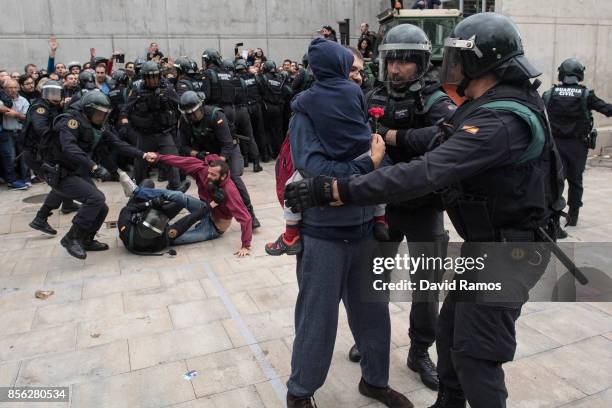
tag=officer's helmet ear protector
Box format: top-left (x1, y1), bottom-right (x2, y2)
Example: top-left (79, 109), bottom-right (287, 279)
top-left (558, 58), bottom-right (585, 85)
top-left (41, 81), bottom-right (63, 103)
top-left (138, 208), bottom-right (169, 240)
top-left (142, 62), bottom-right (161, 88)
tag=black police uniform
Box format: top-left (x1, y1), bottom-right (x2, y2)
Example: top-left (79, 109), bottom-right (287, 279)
top-left (202, 65), bottom-right (237, 136)
top-left (258, 71), bottom-right (289, 156)
top-left (334, 81), bottom-right (559, 407)
top-left (231, 73), bottom-right (260, 166)
top-left (175, 74), bottom-right (206, 99)
top-left (120, 78), bottom-right (181, 188)
top-left (49, 108), bottom-right (144, 240)
top-left (543, 84), bottom-right (612, 222)
top-left (22, 99), bottom-right (76, 221)
top-left (366, 76), bottom-right (455, 355)
top-left (239, 71), bottom-right (270, 161)
top-left (177, 105), bottom-right (256, 221)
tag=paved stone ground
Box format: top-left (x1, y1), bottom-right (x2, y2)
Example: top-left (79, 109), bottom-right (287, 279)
top-left (0, 162), bottom-right (611, 408)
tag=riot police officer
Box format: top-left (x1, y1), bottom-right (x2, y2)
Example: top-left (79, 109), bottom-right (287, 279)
top-left (177, 91), bottom-right (260, 228)
top-left (347, 24), bottom-right (456, 391)
top-left (23, 81), bottom-right (79, 235)
top-left (201, 49), bottom-right (238, 138)
top-left (231, 60), bottom-right (262, 172)
top-left (119, 61), bottom-right (182, 189)
top-left (285, 12), bottom-right (563, 408)
top-left (236, 59), bottom-right (270, 162)
top-left (47, 91), bottom-right (148, 259)
top-left (174, 56), bottom-right (205, 98)
top-left (258, 61), bottom-right (290, 156)
top-left (543, 58), bottom-right (612, 230)
top-left (64, 71), bottom-right (97, 109)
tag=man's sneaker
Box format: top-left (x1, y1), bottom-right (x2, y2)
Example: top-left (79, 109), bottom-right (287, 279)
top-left (265, 234), bottom-right (302, 256)
top-left (358, 378), bottom-right (414, 408)
top-left (118, 170), bottom-right (138, 197)
top-left (8, 180), bottom-right (29, 190)
top-left (287, 394), bottom-right (317, 408)
top-left (408, 347), bottom-right (439, 391)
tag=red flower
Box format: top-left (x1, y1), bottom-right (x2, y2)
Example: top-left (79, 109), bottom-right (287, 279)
top-left (368, 107), bottom-right (385, 119)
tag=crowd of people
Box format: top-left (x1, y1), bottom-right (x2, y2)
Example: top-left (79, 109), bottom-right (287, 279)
top-left (1, 5), bottom-right (610, 408)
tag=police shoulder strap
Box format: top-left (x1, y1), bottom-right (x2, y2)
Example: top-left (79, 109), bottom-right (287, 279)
top-left (423, 89), bottom-right (448, 113)
top-left (542, 88), bottom-right (553, 107)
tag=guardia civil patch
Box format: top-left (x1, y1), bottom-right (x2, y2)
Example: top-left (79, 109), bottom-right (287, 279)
top-left (36, 107), bottom-right (46, 114)
top-left (67, 119), bottom-right (79, 129)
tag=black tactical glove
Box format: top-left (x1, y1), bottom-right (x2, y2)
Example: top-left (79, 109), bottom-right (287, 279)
top-left (211, 187), bottom-right (225, 205)
top-left (195, 151), bottom-right (209, 160)
top-left (91, 165), bottom-right (112, 182)
top-left (284, 175), bottom-right (336, 213)
top-left (150, 196), bottom-right (168, 210)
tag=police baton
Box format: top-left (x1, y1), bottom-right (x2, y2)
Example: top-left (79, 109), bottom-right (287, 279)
top-left (536, 227), bottom-right (589, 285)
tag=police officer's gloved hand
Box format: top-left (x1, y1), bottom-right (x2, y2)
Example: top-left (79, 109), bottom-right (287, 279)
top-left (118, 123), bottom-right (130, 140)
top-left (150, 196), bottom-right (168, 210)
top-left (377, 124), bottom-right (390, 140)
top-left (284, 175), bottom-right (336, 213)
top-left (195, 151), bottom-right (208, 160)
top-left (91, 165), bottom-right (113, 182)
top-left (211, 187), bottom-right (225, 205)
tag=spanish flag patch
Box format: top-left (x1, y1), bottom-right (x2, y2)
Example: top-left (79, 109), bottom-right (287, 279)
top-left (462, 125), bottom-right (480, 134)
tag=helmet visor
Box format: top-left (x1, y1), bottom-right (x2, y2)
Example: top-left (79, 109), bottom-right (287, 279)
top-left (42, 84), bottom-right (63, 103)
top-left (378, 43), bottom-right (432, 84)
top-left (440, 37), bottom-right (484, 85)
top-left (143, 71), bottom-right (161, 88)
top-left (179, 101), bottom-right (204, 122)
top-left (89, 104), bottom-right (112, 126)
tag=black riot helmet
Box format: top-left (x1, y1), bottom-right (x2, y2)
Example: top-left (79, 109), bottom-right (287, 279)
top-left (302, 53), bottom-right (309, 68)
top-left (262, 60), bottom-right (277, 74)
top-left (41, 80), bottom-right (63, 104)
top-left (80, 90), bottom-right (112, 127)
top-left (134, 58), bottom-right (145, 75)
top-left (378, 24), bottom-right (432, 88)
top-left (174, 56), bottom-right (198, 76)
top-left (222, 59), bottom-right (235, 74)
top-left (178, 91), bottom-right (205, 123)
top-left (141, 61), bottom-right (161, 89)
top-left (111, 69), bottom-right (129, 87)
top-left (137, 208), bottom-right (169, 240)
top-left (201, 49), bottom-right (222, 69)
top-left (78, 70), bottom-right (96, 90)
top-left (558, 58), bottom-right (585, 85)
top-left (234, 59), bottom-right (248, 73)
top-left (440, 12), bottom-right (541, 96)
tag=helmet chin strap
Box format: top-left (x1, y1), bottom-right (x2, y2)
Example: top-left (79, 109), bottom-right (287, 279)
top-left (456, 77), bottom-right (471, 97)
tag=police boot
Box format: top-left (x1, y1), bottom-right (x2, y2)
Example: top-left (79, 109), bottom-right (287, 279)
top-left (556, 224), bottom-right (568, 239)
top-left (408, 346), bottom-right (439, 391)
top-left (61, 224), bottom-right (87, 260)
top-left (82, 232), bottom-right (110, 251)
top-left (427, 385), bottom-right (466, 408)
top-left (566, 207), bottom-right (579, 227)
top-left (178, 180), bottom-right (191, 193)
top-left (61, 200), bottom-right (81, 214)
top-left (167, 206), bottom-right (208, 240)
top-left (29, 207), bottom-right (57, 235)
top-left (248, 205), bottom-right (261, 229)
top-left (253, 160), bottom-right (263, 173)
top-left (348, 344), bottom-right (361, 362)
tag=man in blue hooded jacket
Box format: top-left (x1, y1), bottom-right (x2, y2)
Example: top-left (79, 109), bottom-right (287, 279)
top-left (285, 38), bottom-right (413, 408)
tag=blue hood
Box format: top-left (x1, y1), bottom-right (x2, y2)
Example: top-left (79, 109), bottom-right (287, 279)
top-left (291, 38), bottom-right (371, 161)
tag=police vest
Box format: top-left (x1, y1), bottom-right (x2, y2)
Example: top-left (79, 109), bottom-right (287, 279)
top-left (186, 106), bottom-right (224, 153)
top-left (241, 74), bottom-right (262, 103)
top-left (232, 77), bottom-right (248, 105)
top-left (129, 84), bottom-right (178, 131)
top-left (259, 73), bottom-right (285, 105)
top-left (441, 83), bottom-right (561, 241)
top-left (542, 85), bottom-right (592, 139)
top-left (205, 69), bottom-right (236, 105)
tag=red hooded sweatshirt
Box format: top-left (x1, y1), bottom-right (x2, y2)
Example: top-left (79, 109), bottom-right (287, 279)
top-left (157, 154), bottom-right (252, 248)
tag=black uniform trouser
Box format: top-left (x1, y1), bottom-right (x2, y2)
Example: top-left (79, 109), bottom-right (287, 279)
top-left (247, 102), bottom-right (269, 159)
top-left (235, 105), bottom-right (260, 162)
top-left (387, 205), bottom-right (447, 349)
top-left (133, 130), bottom-right (180, 189)
top-left (226, 145), bottom-right (252, 211)
top-left (555, 137), bottom-right (588, 209)
top-left (53, 175), bottom-right (108, 233)
top-left (22, 151), bottom-right (76, 213)
top-left (263, 102), bottom-right (284, 157)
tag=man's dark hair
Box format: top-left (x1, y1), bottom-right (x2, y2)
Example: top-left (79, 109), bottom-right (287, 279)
top-left (283, 59), bottom-right (292, 65)
top-left (24, 63), bottom-right (36, 73)
top-left (95, 62), bottom-right (107, 69)
top-left (18, 74), bottom-right (32, 85)
top-left (125, 61), bottom-right (134, 67)
top-left (209, 160), bottom-right (230, 178)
